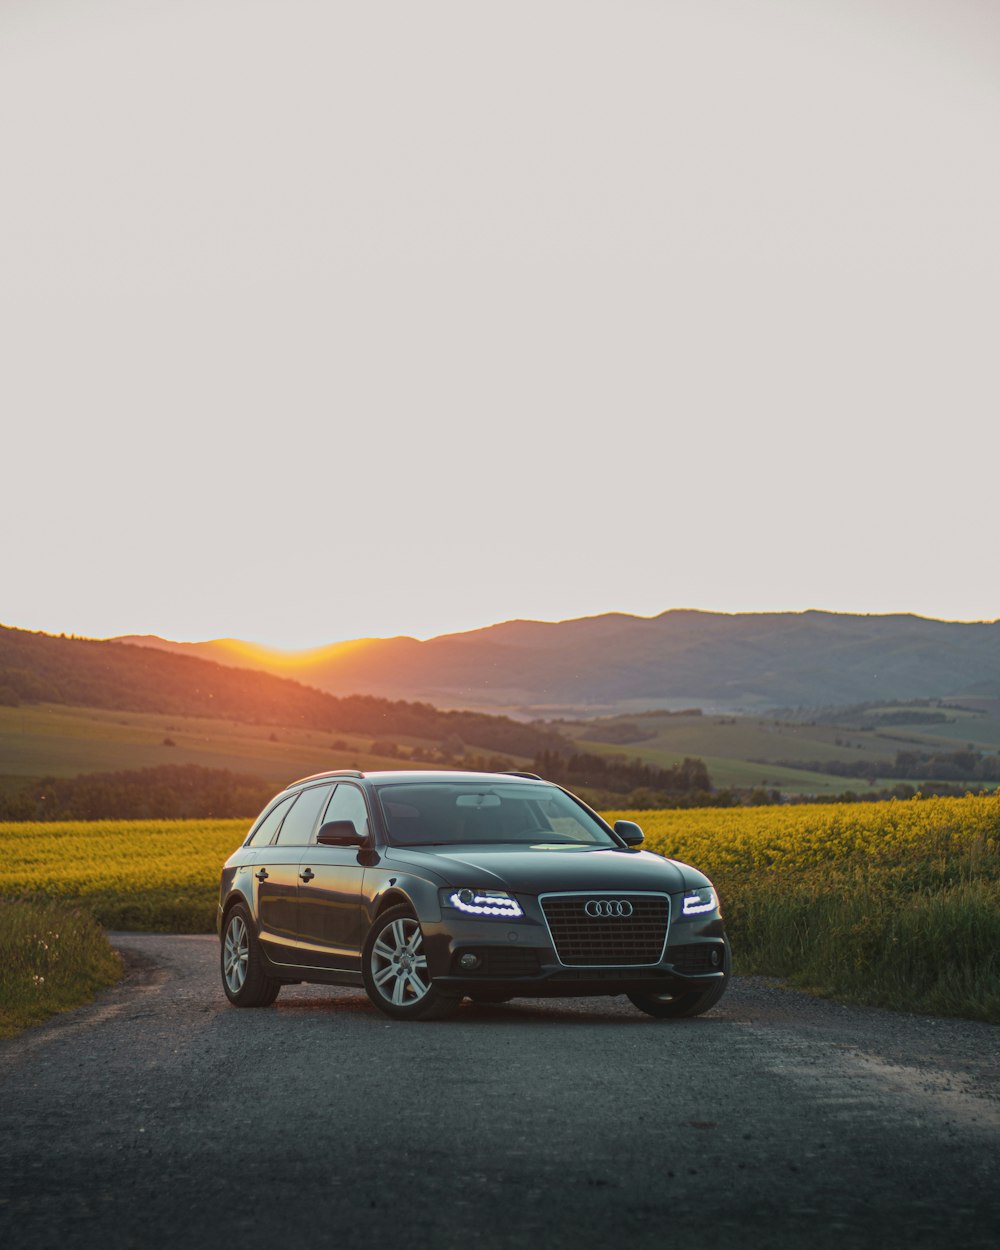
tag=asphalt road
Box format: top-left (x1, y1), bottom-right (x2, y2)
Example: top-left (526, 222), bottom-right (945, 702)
top-left (1, 935), bottom-right (998, 1250)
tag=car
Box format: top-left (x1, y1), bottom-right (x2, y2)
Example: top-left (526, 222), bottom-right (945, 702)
top-left (217, 769), bottom-right (730, 1021)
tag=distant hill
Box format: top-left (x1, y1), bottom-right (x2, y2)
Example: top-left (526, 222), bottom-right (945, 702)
top-left (117, 610), bottom-right (1000, 716)
top-left (0, 625), bottom-right (566, 758)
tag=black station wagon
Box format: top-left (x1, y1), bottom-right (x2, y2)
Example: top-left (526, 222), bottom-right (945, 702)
top-left (218, 770), bottom-right (730, 1021)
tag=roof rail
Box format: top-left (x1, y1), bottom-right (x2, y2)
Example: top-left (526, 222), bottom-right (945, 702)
top-left (499, 770), bottom-right (543, 781)
top-left (289, 768), bottom-right (365, 787)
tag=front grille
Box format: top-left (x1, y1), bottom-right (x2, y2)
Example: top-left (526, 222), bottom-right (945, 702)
top-left (667, 943), bottom-right (721, 974)
top-left (540, 894), bottom-right (669, 966)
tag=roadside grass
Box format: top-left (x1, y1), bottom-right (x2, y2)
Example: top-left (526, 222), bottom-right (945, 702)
top-left (1, 794), bottom-right (998, 1022)
top-left (608, 794), bottom-right (1000, 1023)
top-left (0, 898), bottom-right (123, 1038)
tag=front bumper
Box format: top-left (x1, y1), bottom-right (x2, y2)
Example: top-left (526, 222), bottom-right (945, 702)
top-left (421, 900), bottom-right (728, 999)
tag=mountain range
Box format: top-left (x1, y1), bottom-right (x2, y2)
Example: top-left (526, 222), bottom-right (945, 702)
top-left (116, 609), bottom-right (1000, 717)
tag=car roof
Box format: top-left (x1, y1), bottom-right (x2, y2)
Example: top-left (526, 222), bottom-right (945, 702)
top-left (285, 768), bottom-right (547, 789)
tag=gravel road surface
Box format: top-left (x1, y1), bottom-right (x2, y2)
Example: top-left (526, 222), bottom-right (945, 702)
top-left (1, 934), bottom-right (998, 1250)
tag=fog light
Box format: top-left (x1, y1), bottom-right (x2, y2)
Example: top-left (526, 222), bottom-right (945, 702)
top-left (459, 953), bottom-right (481, 971)
top-left (710, 949), bottom-right (721, 967)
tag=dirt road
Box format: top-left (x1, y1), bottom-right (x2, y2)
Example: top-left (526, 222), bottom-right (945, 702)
top-left (1, 934), bottom-right (997, 1249)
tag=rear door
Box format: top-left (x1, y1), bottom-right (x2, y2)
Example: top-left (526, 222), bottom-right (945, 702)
top-left (254, 784), bottom-right (334, 964)
top-left (249, 794), bottom-right (300, 953)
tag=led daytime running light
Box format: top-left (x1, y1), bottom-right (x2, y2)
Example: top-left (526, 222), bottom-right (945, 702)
top-left (449, 891), bottom-right (523, 918)
top-left (682, 889), bottom-right (716, 916)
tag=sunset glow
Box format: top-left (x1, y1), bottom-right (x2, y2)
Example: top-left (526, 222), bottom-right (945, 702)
top-left (213, 637), bottom-right (381, 672)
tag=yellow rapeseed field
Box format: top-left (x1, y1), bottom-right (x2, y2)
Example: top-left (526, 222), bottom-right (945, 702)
top-left (0, 819), bottom-right (248, 931)
top-left (1, 796), bottom-right (997, 1019)
top-left (606, 793), bottom-right (1000, 886)
top-left (604, 796), bottom-right (1000, 1022)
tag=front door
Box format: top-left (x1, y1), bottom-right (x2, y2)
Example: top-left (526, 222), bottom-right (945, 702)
top-left (296, 783), bottom-right (369, 970)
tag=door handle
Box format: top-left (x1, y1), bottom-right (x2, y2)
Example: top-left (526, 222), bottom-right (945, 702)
top-left (299, 867), bottom-right (315, 883)
top-left (255, 868), bottom-right (269, 882)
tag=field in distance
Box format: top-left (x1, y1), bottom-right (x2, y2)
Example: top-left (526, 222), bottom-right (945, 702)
top-left (4, 700), bottom-right (1000, 804)
top-left (560, 700), bottom-right (1000, 796)
top-left (0, 703), bottom-right (527, 798)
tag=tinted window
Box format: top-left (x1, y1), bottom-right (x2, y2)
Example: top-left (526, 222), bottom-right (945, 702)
top-left (319, 784), bottom-right (370, 841)
top-left (375, 783), bottom-right (614, 847)
top-left (247, 794), bottom-right (296, 846)
top-left (275, 784), bottom-right (335, 846)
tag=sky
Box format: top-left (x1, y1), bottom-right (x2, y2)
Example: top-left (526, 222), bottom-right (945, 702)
top-left (2, 0), bottom-right (998, 649)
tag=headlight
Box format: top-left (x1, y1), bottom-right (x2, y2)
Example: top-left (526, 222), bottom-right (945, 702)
top-left (681, 887), bottom-right (717, 916)
top-left (446, 888), bottom-right (524, 919)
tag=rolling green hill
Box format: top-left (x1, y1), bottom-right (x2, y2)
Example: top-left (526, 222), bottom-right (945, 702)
top-left (4, 623), bottom-right (999, 813)
top-left (0, 624), bottom-right (565, 759)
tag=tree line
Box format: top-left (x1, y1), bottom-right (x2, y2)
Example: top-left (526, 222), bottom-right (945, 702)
top-left (530, 749), bottom-right (719, 808)
top-left (0, 765), bottom-right (276, 822)
top-left (769, 748), bottom-right (1000, 784)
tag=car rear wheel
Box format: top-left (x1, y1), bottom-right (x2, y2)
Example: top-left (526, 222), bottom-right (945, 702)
top-left (362, 905), bottom-right (460, 1021)
top-left (627, 947), bottom-right (730, 1019)
top-left (221, 903), bottom-right (281, 1008)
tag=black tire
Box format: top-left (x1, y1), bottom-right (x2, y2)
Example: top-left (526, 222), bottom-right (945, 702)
top-left (362, 905), bottom-right (460, 1021)
top-left (627, 946), bottom-right (730, 1019)
top-left (221, 902), bottom-right (281, 1008)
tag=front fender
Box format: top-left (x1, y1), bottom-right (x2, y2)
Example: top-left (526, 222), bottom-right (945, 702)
top-left (363, 868), bottom-right (444, 927)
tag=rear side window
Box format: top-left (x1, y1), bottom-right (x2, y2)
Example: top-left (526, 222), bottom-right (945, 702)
top-left (247, 794), bottom-right (296, 846)
top-left (275, 783), bottom-right (335, 846)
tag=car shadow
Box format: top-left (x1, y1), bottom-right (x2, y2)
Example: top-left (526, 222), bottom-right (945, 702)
top-left (271, 989), bottom-right (722, 1026)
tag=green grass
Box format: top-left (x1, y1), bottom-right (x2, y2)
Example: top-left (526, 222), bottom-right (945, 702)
top-left (0, 898), bottom-right (123, 1038)
top-left (729, 877), bottom-right (1000, 1022)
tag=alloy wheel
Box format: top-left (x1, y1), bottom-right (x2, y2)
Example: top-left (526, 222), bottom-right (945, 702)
top-left (370, 916), bottom-right (430, 1006)
top-left (224, 913), bottom-right (249, 994)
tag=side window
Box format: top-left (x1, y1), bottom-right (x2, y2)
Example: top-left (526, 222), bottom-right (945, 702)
top-left (247, 795), bottom-right (296, 846)
top-left (275, 784), bottom-right (335, 847)
top-left (319, 784), bottom-right (370, 842)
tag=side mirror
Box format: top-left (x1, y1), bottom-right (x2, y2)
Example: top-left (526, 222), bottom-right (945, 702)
top-left (614, 820), bottom-right (644, 847)
top-left (316, 820), bottom-right (364, 847)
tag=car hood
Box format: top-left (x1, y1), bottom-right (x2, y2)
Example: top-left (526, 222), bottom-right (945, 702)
top-left (380, 844), bottom-right (692, 894)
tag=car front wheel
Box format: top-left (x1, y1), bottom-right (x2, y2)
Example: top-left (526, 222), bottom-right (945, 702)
top-left (221, 903), bottom-right (281, 1008)
top-left (362, 905), bottom-right (460, 1021)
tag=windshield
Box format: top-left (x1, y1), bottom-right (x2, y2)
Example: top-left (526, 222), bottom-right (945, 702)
top-left (374, 782), bottom-right (616, 848)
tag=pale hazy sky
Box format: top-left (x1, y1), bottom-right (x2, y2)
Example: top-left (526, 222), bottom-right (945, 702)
top-left (3, 0), bottom-right (998, 649)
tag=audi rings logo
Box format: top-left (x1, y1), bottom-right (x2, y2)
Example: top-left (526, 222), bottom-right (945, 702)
top-left (584, 899), bottom-right (634, 919)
